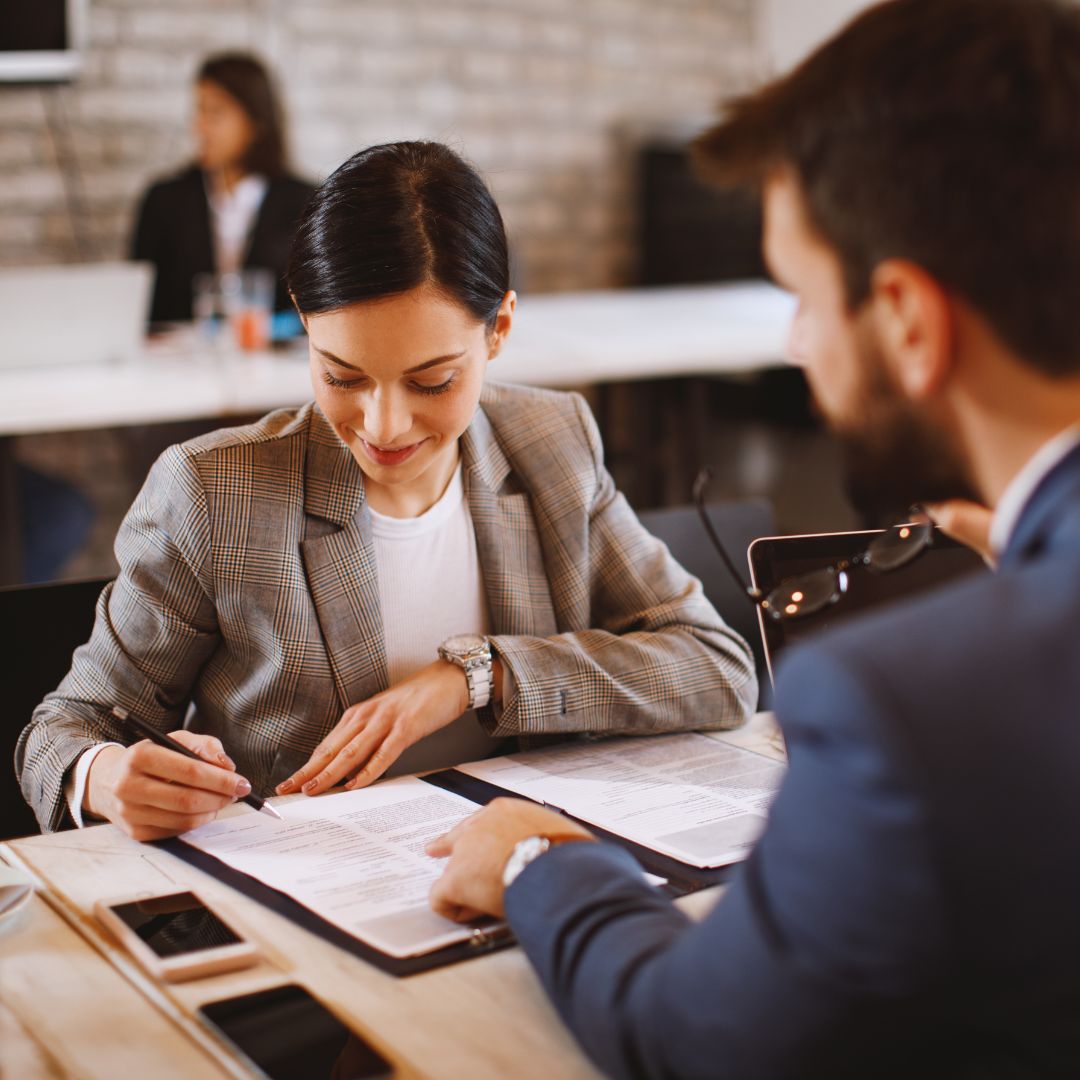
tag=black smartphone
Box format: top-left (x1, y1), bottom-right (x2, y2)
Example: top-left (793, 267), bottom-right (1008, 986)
top-left (198, 984), bottom-right (393, 1079)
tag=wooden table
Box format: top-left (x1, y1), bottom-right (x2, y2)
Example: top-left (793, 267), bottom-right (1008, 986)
top-left (0, 716), bottom-right (784, 1079)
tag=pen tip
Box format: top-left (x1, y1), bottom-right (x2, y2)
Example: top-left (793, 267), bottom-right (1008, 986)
top-left (260, 803), bottom-right (284, 821)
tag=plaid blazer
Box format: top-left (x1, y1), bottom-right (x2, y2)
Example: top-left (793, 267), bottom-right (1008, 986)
top-left (17, 383), bottom-right (757, 831)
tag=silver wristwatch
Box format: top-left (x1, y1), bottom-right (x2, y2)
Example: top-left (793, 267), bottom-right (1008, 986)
top-left (502, 835), bottom-right (551, 888)
top-left (438, 634), bottom-right (493, 710)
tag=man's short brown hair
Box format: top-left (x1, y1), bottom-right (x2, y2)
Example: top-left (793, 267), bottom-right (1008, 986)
top-left (696, 0), bottom-right (1080, 376)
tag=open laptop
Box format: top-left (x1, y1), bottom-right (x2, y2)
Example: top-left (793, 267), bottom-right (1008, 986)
top-left (0, 261), bottom-right (153, 369)
top-left (748, 527), bottom-right (988, 684)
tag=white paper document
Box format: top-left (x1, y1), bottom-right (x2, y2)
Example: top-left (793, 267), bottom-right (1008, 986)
top-left (181, 734), bottom-right (784, 958)
top-left (182, 777), bottom-right (494, 959)
top-left (456, 732), bottom-right (786, 869)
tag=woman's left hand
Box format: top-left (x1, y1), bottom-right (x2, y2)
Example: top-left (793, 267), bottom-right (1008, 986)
top-left (276, 660), bottom-right (470, 796)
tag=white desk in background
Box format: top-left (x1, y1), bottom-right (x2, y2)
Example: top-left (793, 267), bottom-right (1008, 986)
top-left (0, 282), bottom-right (794, 581)
top-left (0, 282), bottom-right (794, 437)
top-left (496, 281), bottom-right (794, 387)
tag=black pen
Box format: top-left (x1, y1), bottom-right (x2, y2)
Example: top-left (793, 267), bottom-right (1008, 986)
top-left (111, 706), bottom-right (283, 821)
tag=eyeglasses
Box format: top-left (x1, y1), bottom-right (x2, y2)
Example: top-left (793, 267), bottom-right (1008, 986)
top-left (691, 468), bottom-right (934, 621)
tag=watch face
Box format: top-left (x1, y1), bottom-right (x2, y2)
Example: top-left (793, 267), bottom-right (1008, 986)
top-left (519, 836), bottom-right (550, 860)
top-left (504, 835), bottom-right (551, 889)
top-left (443, 634), bottom-right (485, 655)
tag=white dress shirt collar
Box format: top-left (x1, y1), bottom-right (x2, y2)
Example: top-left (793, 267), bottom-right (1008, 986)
top-left (989, 421), bottom-right (1080, 556)
top-left (206, 173), bottom-right (268, 274)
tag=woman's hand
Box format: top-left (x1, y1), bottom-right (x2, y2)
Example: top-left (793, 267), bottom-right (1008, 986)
top-left (276, 660), bottom-right (471, 797)
top-left (923, 499), bottom-right (996, 565)
top-left (86, 731), bottom-right (250, 842)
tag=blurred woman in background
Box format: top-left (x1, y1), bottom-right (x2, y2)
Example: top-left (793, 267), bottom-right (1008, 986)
top-left (132, 52), bottom-right (314, 326)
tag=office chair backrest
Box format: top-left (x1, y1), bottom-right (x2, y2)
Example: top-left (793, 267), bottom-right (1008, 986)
top-left (1, 576), bottom-right (111, 840)
top-left (638, 498), bottom-right (775, 709)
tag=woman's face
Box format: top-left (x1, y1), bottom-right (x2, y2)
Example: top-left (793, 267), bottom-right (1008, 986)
top-left (305, 282), bottom-right (516, 514)
top-left (193, 79), bottom-right (255, 173)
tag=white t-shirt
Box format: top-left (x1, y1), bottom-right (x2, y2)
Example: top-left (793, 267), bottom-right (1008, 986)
top-left (368, 463), bottom-right (504, 776)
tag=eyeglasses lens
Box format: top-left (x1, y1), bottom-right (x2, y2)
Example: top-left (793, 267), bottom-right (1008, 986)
top-left (765, 567), bottom-right (848, 621)
top-left (865, 521), bottom-right (933, 572)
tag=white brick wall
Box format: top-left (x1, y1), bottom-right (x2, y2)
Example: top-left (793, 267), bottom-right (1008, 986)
top-left (0, 0), bottom-right (760, 291)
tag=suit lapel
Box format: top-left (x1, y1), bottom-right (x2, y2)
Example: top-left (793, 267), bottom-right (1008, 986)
top-left (1001, 441), bottom-right (1080, 569)
top-left (244, 177), bottom-right (277, 270)
top-left (187, 169), bottom-right (215, 275)
top-left (300, 407), bottom-right (389, 711)
top-left (299, 398), bottom-right (560, 710)
top-left (463, 405), bottom-right (558, 637)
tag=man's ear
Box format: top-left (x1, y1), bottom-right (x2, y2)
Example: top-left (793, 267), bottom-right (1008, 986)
top-left (869, 260), bottom-right (954, 400)
top-left (486, 291), bottom-right (517, 361)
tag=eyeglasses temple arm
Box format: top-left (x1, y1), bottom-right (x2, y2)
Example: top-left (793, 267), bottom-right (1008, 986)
top-left (691, 469), bottom-right (764, 608)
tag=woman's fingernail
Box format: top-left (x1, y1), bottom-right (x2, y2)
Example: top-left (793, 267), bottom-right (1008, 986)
top-left (218, 753), bottom-right (236, 769)
top-left (235, 778), bottom-right (252, 797)
top-left (277, 778), bottom-right (295, 794)
top-left (302, 779), bottom-right (317, 794)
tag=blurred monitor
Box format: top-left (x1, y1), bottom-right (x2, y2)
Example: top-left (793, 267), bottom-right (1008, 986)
top-left (639, 141), bottom-right (767, 286)
top-left (0, 262), bottom-right (153, 369)
top-left (0, 0), bottom-right (85, 83)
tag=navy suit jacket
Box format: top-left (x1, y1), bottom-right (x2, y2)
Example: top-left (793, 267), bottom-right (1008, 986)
top-left (507, 443), bottom-right (1080, 1079)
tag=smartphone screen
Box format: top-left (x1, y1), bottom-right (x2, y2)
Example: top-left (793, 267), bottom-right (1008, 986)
top-left (199, 985), bottom-right (392, 1079)
top-left (107, 891), bottom-right (243, 958)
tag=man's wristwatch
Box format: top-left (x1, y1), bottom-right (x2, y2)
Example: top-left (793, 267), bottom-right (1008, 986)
top-left (502, 835), bottom-right (552, 888)
top-left (502, 833), bottom-right (594, 888)
top-left (438, 634), bottom-right (494, 710)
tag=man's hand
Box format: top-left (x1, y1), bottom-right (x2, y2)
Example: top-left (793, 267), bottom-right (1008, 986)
top-left (276, 660), bottom-right (473, 797)
top-left (923, 499), bottom-right (995, 565)
top-left (86, 731), bottom-right (249, 841)
top-left (426, 798), bottom-right (595, 921)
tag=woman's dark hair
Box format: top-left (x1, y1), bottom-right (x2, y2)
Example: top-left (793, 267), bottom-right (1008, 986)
top-left (198, 52), bottom-right (288, 177)
top-left (287, 141), bottom-right (509, 328)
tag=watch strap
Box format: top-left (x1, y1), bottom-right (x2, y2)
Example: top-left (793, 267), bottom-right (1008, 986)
top-left (463, 654), bottom-right (493, 710)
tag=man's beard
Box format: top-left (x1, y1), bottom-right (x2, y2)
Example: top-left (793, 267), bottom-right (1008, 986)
top-left (831, 327), bottom-right (980, 523)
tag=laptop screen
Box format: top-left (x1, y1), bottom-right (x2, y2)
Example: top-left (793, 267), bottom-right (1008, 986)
top-left (748, 527), bottom-right (988, 677)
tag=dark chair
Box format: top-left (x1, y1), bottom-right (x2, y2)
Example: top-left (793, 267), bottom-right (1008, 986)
top-left (1, 576), bottom-right (111, 840)
top-left (638, 498), bottom-right (776, 709)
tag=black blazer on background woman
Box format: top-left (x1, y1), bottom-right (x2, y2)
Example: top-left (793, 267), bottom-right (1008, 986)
top-left (132, 165), bottom-right (316, 325)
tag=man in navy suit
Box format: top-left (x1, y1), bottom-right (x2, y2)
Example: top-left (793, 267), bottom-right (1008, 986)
top-left (427, 0), bottom-right (1080, 1076)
